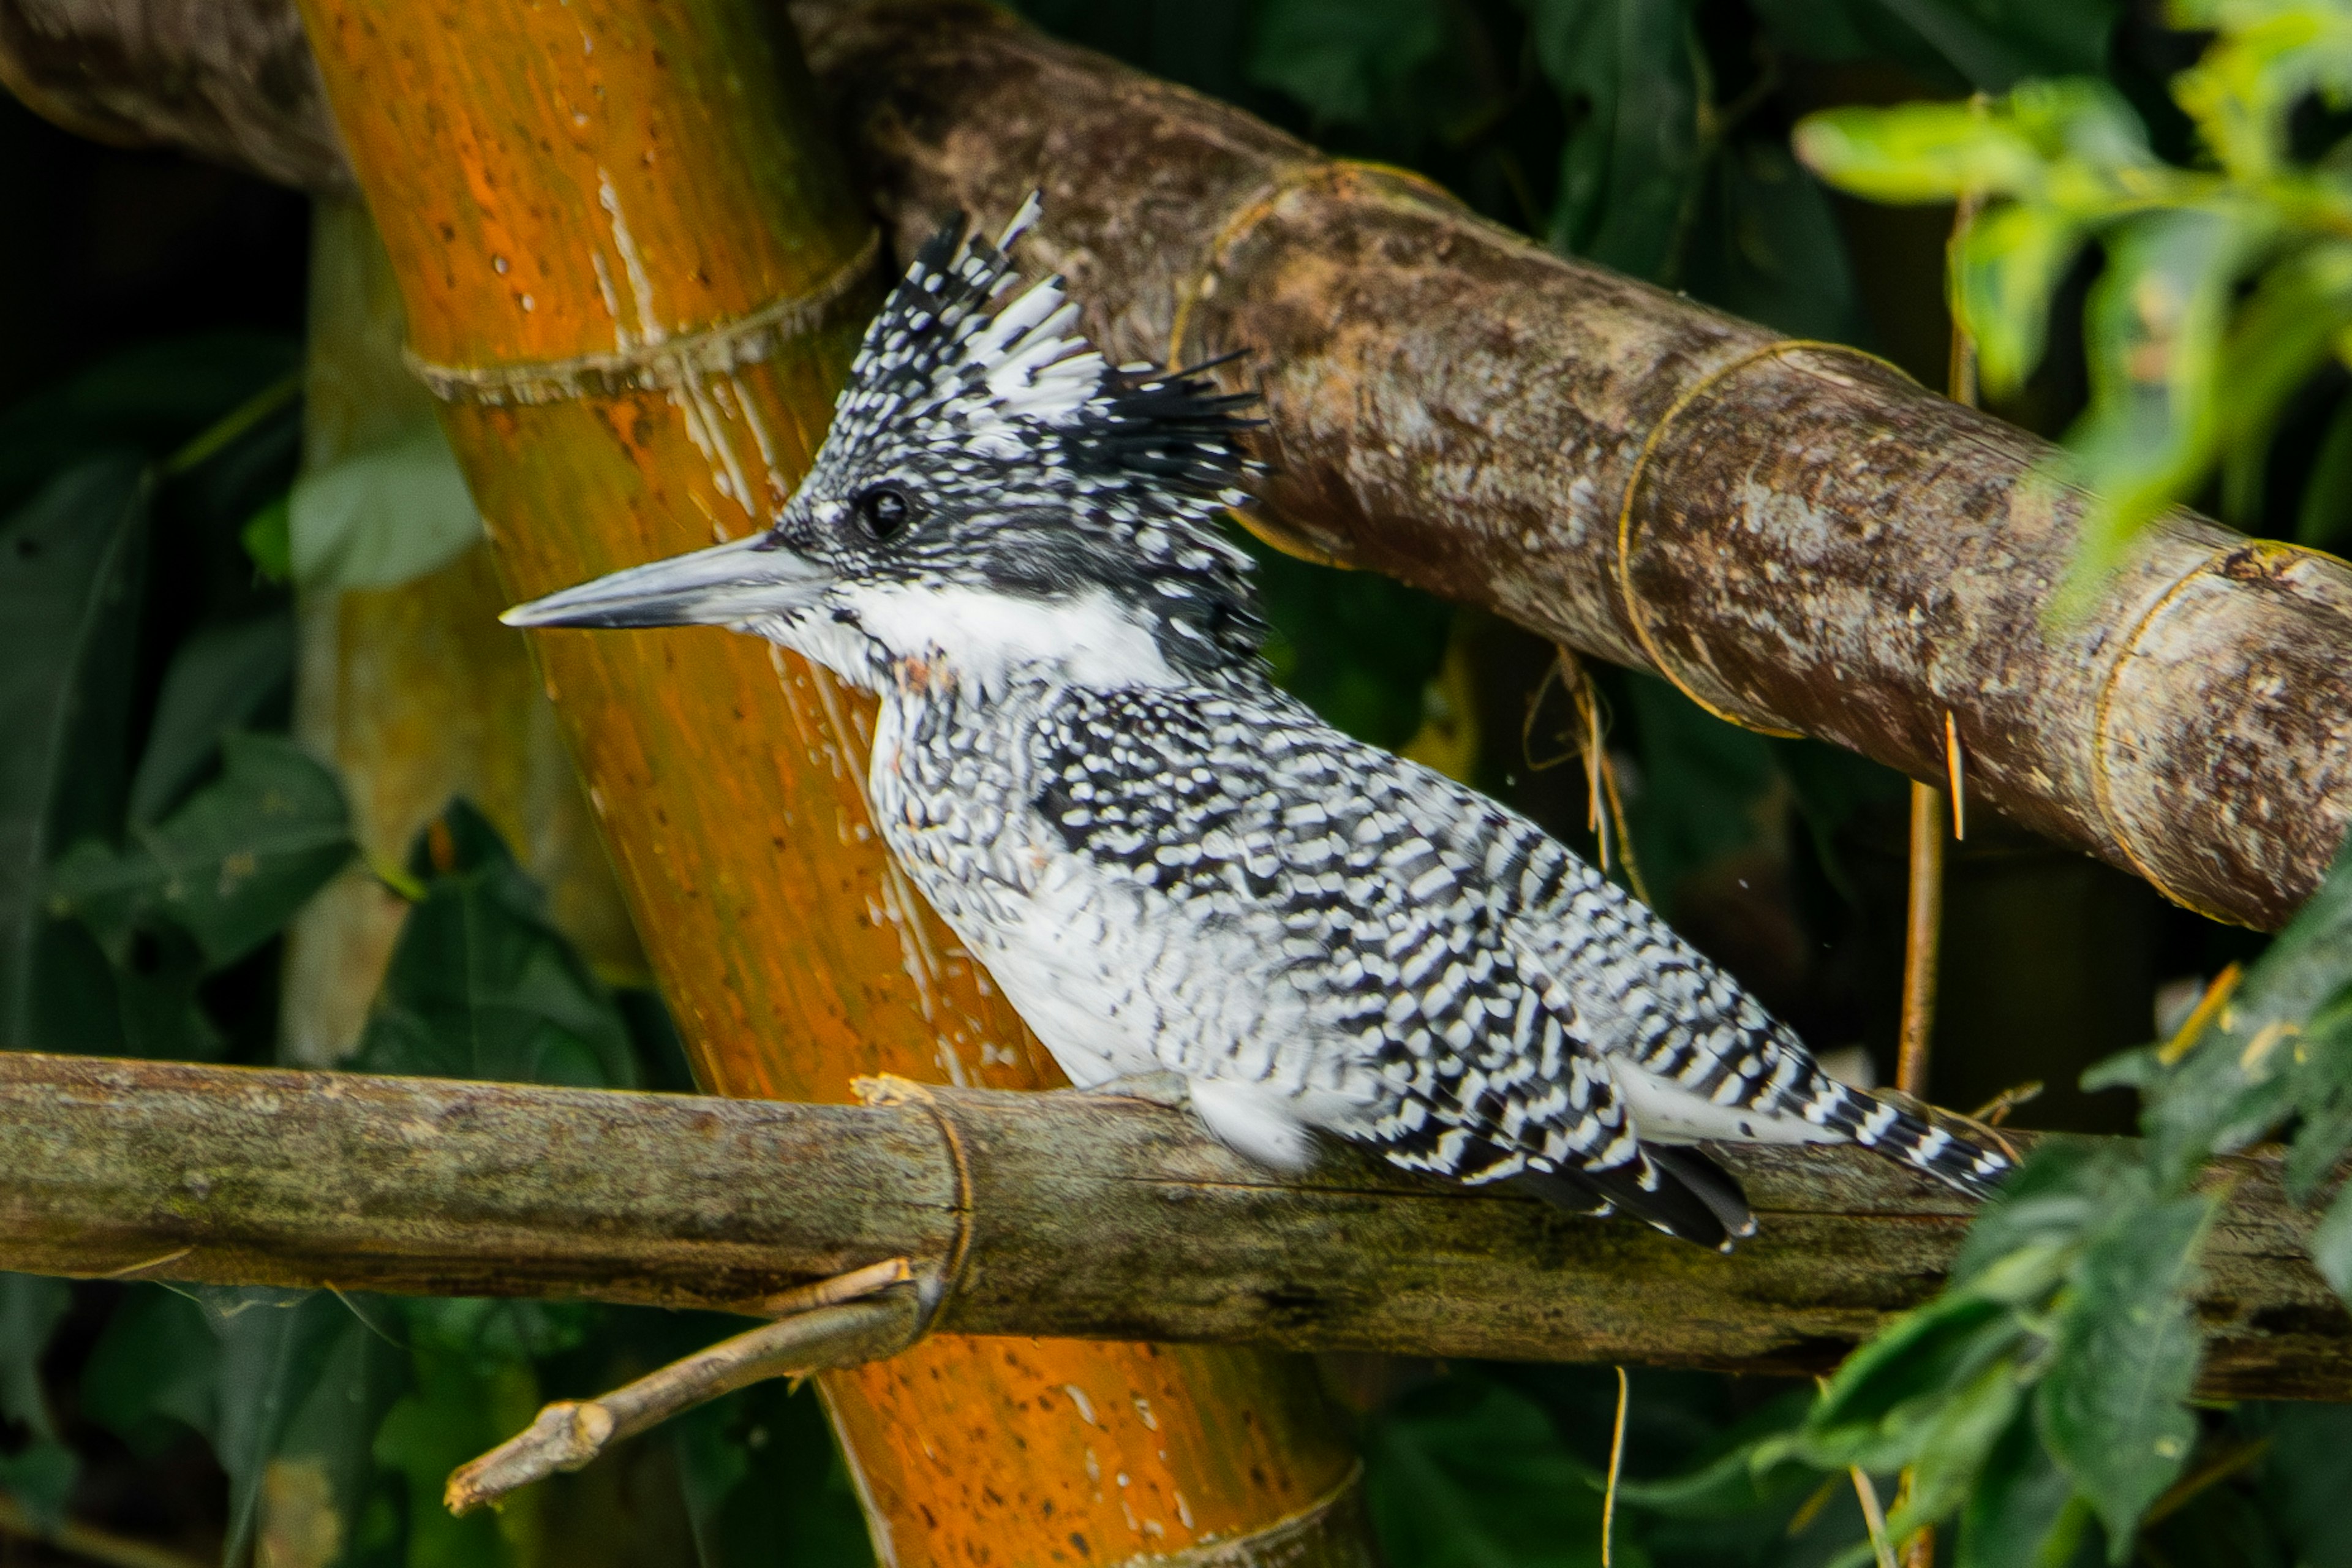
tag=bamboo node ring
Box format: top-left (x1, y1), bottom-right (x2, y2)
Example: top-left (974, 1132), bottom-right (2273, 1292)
top-left (2081, 540), bottom-right (2345, 925)
top-left (1611, 339), bottom-right (1910, 739)
top-left (852, 1074), bottom-right (977, 1338)
top-left (1166, 158), bottom-right (1460, 570)
top-left (405, 228), bottom-right (883, 407)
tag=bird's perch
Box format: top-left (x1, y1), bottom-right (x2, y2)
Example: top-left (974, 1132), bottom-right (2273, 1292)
top-left (2, 1051), bottom-right (2344, 1400)
top-left (4, 0), bottom-right (2350, 929)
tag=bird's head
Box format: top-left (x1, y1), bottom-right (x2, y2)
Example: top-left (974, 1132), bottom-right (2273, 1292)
top-left (502, 197), bottom-right (1269, 696)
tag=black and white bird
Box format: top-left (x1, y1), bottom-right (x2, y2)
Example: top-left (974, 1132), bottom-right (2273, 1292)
top-left (504, 197), bottom-right (2010, 1249)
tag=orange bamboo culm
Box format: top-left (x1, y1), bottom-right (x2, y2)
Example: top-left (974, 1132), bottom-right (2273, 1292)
top-left (285, 2), bottom-right (1366, 1565)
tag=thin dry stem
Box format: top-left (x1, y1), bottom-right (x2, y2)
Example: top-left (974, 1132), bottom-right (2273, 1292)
top-left (1850, 1468), bottom-right (1898, 1568)
top-left (446, 1289), bottom-right (923, 1515)
top-left (1896, 780), bottom-right (1945, 1101)
top-left (1601, 1366), bottom-right (1628, 1567)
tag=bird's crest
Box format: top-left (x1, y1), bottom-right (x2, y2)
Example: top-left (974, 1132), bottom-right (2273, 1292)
top-left (823, 194), bottom-right (1259, 514)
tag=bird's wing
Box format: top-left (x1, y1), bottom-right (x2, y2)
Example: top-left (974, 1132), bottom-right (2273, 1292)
top-left (1404, 739), bottom-right (2012, 1200)
top-left (1030, 684), bottom-right (1745, 1245)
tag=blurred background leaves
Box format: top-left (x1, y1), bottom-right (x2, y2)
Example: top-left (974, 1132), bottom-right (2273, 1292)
top-left (5, 0), bottom-right (2352, 1564)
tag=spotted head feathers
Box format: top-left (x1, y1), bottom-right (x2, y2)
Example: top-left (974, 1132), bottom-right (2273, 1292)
top-left (505, 197), bottom-right (1274, 696)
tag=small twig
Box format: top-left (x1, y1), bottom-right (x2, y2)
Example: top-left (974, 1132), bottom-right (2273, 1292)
top-left (0, 1496), bottom-right (210, 1568)
top-left (1850, 1468), bottom-right (1899, 1568)
top-left (1942, 712), bottom-right (1966, 842)
top-left (1968, 1081), bottom-right (2043, 1128)
top-left (2139, 1435), bottom-right (2271, 1528)
top-left (1601, 1366), bottom-right (1628, 1567)
top-left (2158, 963), bottom-right (2244, 1066)
top-left (1896, 779), bottom-right (1945, 1103)
top-left (1894, 1469), bottom-right (1934, 1568)
top-left (755, 1256), bottom-right (912, 1317)
top-left (97, 1245), bottom-right (193, 1280)
top-left (1785, 1474), bottom-right (1840, 1538)
top-left (445, 1272), bottom-right (922, 1515)
top-left (1597, 748), bottom-right (1650, 906)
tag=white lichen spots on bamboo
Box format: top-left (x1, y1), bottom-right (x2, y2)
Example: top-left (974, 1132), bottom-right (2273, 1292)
top-left (1174, 1491), bottom-right (1196, 1531)
top-left (1062, 1384), bottom-right (1100, 1426)
top-left (726, 373), bottom-right (788, 503)
top-left (596, 169), bottom-right (663, 346)
top-left (1131, 1395), bottom-right (1158, 1430)
top-left (590, 249), bottom-right (624, 340)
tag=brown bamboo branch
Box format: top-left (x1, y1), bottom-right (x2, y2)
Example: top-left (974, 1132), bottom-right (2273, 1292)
top-left (1, 1051), bottom-right (2343, 1399)
top-left (4, 0), bottom-right (2345, 929)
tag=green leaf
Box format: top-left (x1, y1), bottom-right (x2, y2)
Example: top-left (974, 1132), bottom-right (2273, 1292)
top-left (48, 732), bottom-right (353, 971)
top-left (128, 613), bottom-right (296, 827)
top-left (2216, 239), bottom-right (2352, 524)
top-left (668, 1379), bottom-right (878, 1568)
top-left (0, 456), bottom-right (149, 1052)
top-left (1245, 0), bottom-right (1449, 129)
top-left (399, 1297), bottom-right (597, 1374)
top-left (1753, 0), bottom-right (2120, 88)
top-left (241, 493), bottom-right (293, 583)
top-left (201, 1287), bottom-right (405, 1568)
top-left (1954, 203), bottom-right (2092, 397)
top-left (0, 1273), bottom-right (70, 1441)
top-left (1886, 1359), bottom-right (2027, 1536)
top-left (1623, 674), bottom-right (1777, 919)
top-left (1525, 0), bottom-right (1707, 281)
top-left (2283, 999), bottom-right (2352, 1201)
top-left (1801, 1292), bottom-right (2026, 1472)
top-left (2133, 835), bottom-right (2352, 1185)
top-left (2243, 1401), bottom-right (2352, 1567)
top-left (374, 1349), bottom-right (542, 1568)
top-left (81, 1285), bottom-right (223, 1454)
top-left (354, 802), bottom-right (638, 1090)
top-left (1795, 102), bottom-right (2049, 203)
top-left (1362, 1374), bottom-right (1613, 1568)
top-left (2060, 203), bottom-right (2274, 608)
top-left (2294, 390), bottom-right (2352, 551)
top-left (1244, 541), bottom-right (1453, 751)
top-left (0, 1439), bottom-right (78, 1534)
top-left (2037, 1191), bottom-right (2215, 1559)
top-left (289, 418), bottom-right (483, 591)
top-left (1957, 1401), bottom-right (2091, 1568)
top-left (0, 333), bottom-right (298, 511)
top-left (1950, 1139), bottom-right (2132, 1288)
top-left (1682, 135), bottom-right (1871, 343)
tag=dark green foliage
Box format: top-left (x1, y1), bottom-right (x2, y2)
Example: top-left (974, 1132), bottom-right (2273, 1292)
top-left (352, 802), bottom-right (637, 1090)
top-left (1247, 540), bottom-right (1457, 750)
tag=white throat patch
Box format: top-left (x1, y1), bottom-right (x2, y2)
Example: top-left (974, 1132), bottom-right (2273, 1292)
top-left (838, 581), bottom-right (1177, 693)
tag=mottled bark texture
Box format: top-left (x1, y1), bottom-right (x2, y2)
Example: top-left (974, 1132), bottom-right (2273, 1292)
top-left (4, 0), bottom-right (2347, 929)
top-left (0, 0), bottom-right (348, 189)
top-left (2, 1052), bottom-right (2343, 1400)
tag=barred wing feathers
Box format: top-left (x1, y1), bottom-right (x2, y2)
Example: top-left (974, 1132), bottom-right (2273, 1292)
top-left (1031, 685), bottom-right (1758, 1248)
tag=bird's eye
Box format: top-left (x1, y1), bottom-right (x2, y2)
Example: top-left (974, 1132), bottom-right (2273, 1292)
top-left (853, 486), bottom-right (914, 542)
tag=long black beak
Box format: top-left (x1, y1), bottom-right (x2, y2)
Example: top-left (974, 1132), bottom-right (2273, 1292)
top-left (500, 533), bottom-right (827, 630)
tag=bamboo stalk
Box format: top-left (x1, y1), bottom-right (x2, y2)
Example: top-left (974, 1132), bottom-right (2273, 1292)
top-left (0, 1052), bottom-right (2341, 1399)
top-left (279, 1), bottom-right (1363, 1562)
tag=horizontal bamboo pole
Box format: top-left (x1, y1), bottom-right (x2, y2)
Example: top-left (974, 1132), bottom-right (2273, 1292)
top-left (3, 1052), bottom-right (2344, 1399)
top-left (7, 0), bottom-right (2350, 929)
